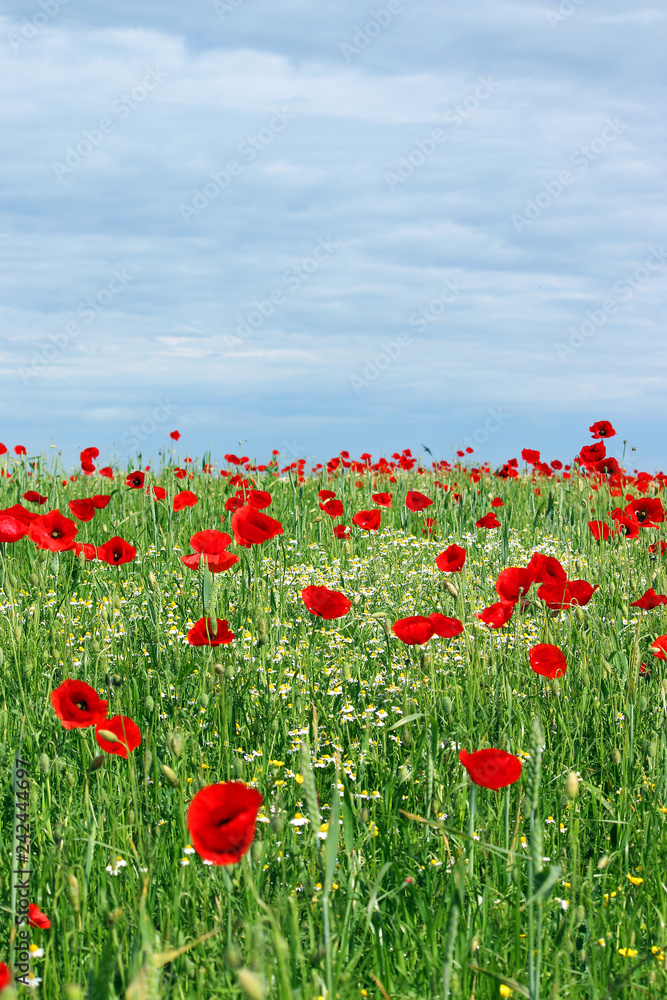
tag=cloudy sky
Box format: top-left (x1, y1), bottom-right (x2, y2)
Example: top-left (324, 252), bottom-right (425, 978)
top-left (0, 0), bottom-right (665, 471)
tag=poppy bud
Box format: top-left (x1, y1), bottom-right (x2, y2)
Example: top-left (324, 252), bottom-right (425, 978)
top-left (78, 552), bottom-right (86, 569)
top-left (161, 764), bottom-right (179, 787)
top-left (39, 752), bottom-right (50, 774)
top-left (65, 986), bottom-right (84, 1000)
top-left (144, 695), bottom-right (154, 713)
top-left (639, 696), bottom-right (648, 713)
top-left (402, 730), bottom-right (413, 747)
top-left (226, 664), bottom-right (235, 680)
top-left (442, 580), bottom-right (459, 599)
top-left (200, 692), bottom-right (209, 708)
top-left (442, 696), bottom-right (452, 716)
top-left (213, 662), bottom-right (225, 676)
top-left (565, 771), bottom-right (579, 799)
top-left (236, 969), bottom-right (266, 1000)
top-left (90, 755), bottom-right (105, 772)
top-left (97, 729), bottom-right (119, 743)
top-left (14, 626), bottom-right (21, 642)
top-left (270, 813), bottom-right (283, 834)
top-left (233, 758), bottom-right (244, 778)
top-left (312, 515), bottom-right (323, 523)
top-left (420, 651), bottom-right (429, 670)
top-left (8, 573), bottom-right (17, 588)
top-left (399, 766), bottom-right (410, 783)
top-left (147, 571), bottom-right (158, 591)
top-left (597, 855), bottom-right (609, 869)
top-left (574, 904), bottom-right (586, 926)
top-left (144, 749), bottom-right (153, 773)
top-left (67, 871), bottom-right (80, 912)
top-left (552, 679), bottom-right (561, 695)
top-left (170, 733), bottom-right (183, 757)
top-left (113, 596), bottom-right (122, 610)
top-left (252, 840), bottom-right (263, 863)
top-left (28, 573), bottom-right (39, 586)
top-left (602, 660), bottom-right (612, 675)
top-left (100, 606), bottom-right (108, 621)
top-left (574, 606), bottom-right (585, 623)
top-left (225, 944), bottom-right (242, 970)
top-left (648, 740), bottom-right (657, 758)
top-left (65, 769), bottom-right (75, 786)
top-left (613, 748), bottom-right (622, 764)
top-left (359, 807), bottom-right (370, 824)
top-left (383, 618), bottom-right (392, 637)
top-left (128, 810), bottom-right (135, 825)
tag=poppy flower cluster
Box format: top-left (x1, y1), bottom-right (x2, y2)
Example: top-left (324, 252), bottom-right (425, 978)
top-left (50, 680), bottom-right (140, 758)
top-left (181, 530), bottom-right (238, 573)
top-left (392, 613), bottom-right (463, 645)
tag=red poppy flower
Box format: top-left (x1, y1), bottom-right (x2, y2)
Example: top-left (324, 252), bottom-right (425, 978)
top-left (392, 616), bottom-right (435, 645)
top-left (74, 542), bottom-right (97, 560)
top-left (14, 445), bottom-right (27, 456)
top-left (538, 580), bottom-right (598, 610)
top-left (126, 471), bottom-right (145, 489)
top-left (496, 567), bottom-right (532, 603)
top-left (27, 903), bottom-right (51, 929)
top-left (225, 495), bottom-right (244, 513)
top-left (231, 506), bottom-right (284, 547)
top-left (187, 781), bottom-right (263, 865)
top-left (320, 498), bottom-right (343, 518)
top-left (649, 541), bottom-right (667, 556)
top-left (435, 544), bottom-right (466, 574)
top-left (429, 613), bottom-right (463, 638)
top-left (631, 588), bottom-right (667, 610)
top-left (247, 489), bottom-right (272, 509)
top-left (625, 497), bottom-right (664, 526)
top-left (80, 446), bottom-right (99, 462)
top-left (406, 491), bottom-right (433, 512)
top-left (352, 509), bottom-right (381, 532)
top-left (29, 510), bottom-right (78, 552)
top-left (97, 536), bottom-right (137, 565)
top-left (650, 636), bottom-right (667, 660)
top-left (459, 748), bottom-right (521, 790)
top-left (187, 617), bottom-right (235, 646)
top-left (589, 420), bottom-right (616, 439)
top-left (91, 495), bottom-right (111, 509)
top-left (476, 512), bottom-right (501, 530)
top-left (99, 466), bottom-right (114, 479)
top-left (181, 530), bottom-right (237, 573)
top-left (334, 524), bottom-right (351, 539)
top-left (170, 430), bottom-right (181, 440)
top-left (302, 585), bottom-right (351, 620)
top-left (611, 510), bottom-right (640, 539)
top-left (68, 498), bottom-right (97, 522)
top-left (475, 601), bottom-right (516, 628)
top-left (578, 442), bottom-right (606, 467)
top-left (0, 512), bottom-right (27, 542)
top-left (529, 643), bottom-right (567, 679)
top-left (0, 962), bottom-right (10, 991)
top-left (175, 468), bottom-right (187, 480)
top-left (372, 493), bottom-right (393, 507)
top-left (491, 497), bottom-right (504, 507)
top-left (318, 489), bottom-right (336, 501)
top-left (521, 449), bottom-right (540, 464)
top-left (149, 486), bottom-right (167, 501)
top-left (173, 490), bottom-right (198, 512)
top-left (22, 491), bottom-right (47, 504)
top-left (588, 520), bottom-right (610, 541)
top-left (50, 679), bottom-right (108, 729)
top-left (95, 715), bottom-right (142, 758)
top-left (525, 552), bottom-right (567, 585)
top-left (0, 443), bottom-right (6, 456)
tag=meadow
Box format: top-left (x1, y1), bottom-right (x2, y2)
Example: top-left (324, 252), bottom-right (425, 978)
top-left (1, 425), bottom-right (667, 1000)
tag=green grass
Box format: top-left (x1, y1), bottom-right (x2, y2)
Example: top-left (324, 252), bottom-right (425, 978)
top-left (1, 451), bottom-right (667, 998)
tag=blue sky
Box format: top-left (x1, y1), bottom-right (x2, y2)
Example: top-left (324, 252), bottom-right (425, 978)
top-left (0, 0), bottom-right (665, 471)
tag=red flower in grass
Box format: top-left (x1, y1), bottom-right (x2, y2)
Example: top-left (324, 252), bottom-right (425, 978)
top-left (14, 445), bottom-right (27, 456)
top-left (625, 497), bottom-right (664, 527)
top-left (496, 567), bottom-right (532, 603)
top-left (650, 636), bottom-right (667, 660)
top-left (68, 498), bottom-right (97, 522)
top-left (99, 466), bottom-right (114, 479)
top-left (0, 962), bottom-right (10, 991)
top-left (126, 471), bottom-right (145, 489)
top-left (392, 616), bottom-right (435, 645)
top-left (521, 449), bottom-right (540, 464)
top-left (476, 512), bottom-right (501, 530)
top-left (170, 430), bottom-right (181, 440)
top-left (436, 544), bottom-right (466, 573)
top-left (334, 524), bottom-right (351, 539)
top-left (475, 601), bottom-right (516, 628)
top-left (97, 536), bottom-right (137, 565)
top-left (352, 509), bottom-right (381, 532)
top-left (491, 497), bottom-right (504, 508)
top-left (406, 491), bottom-right (433, 512)
top-left (529, 643), bottom-right (567, 679)
top-left (51, 679), bottom-right (108, 729)
top-left (649, 541), bottom-right (667, 556)
top-left (173, 490), bottom-right (198, 512)
top-left (0, 512), bottom-right (28, 542)
top-left (247, 489), bottom-right (272, 509)
top-left (631, 588), bottom-right (667, 610)
top-left (429, 613), bottom-right (463, 638)
top-left (611, 509), bottom-right (640, 539)
top-left (181, 530), bottom-right (238, 573)
top-left (175, 468), bottom-right (187, 480)
top-left (231, 506), bottom-right (284, 547)
top-left (588, 520), bottom-right (610, 541)
top-left (23, 491), bottom-right (47, 505)
top-left (27, 902), bottom-right (51, 929)
top-left (590, 420), bottom-right (616, 439)
top-left (302, 585), bottom-right (351, 620)
top-left (75, 542), bottom-right (97, 560)
top-left (579, 442), bottom-right (606, 467)
top-left (187, 617), bottom-right (235, 646)
top-left (320, 498), bottom-right (343, 518)
top-left (29, 510), bottom-right (78, 552)
top-left (372, 493), bottom-right (393, 507)
top-left (318, 490), bottom-right (336, 501)
top-left (0, 443), bottom-right (5, 456)
top-left (187, 782), bottom-right (263, 865)
top-left (537, 580), bottom-right (598, 611)
top-left (150, 486), bottom-right (166, 501)
top-left (525, 552), bottom-right (567, 585)
top-left (95, 715), bottom-right (142, 758)
top-left (458, 748), bottom-right (522, 790)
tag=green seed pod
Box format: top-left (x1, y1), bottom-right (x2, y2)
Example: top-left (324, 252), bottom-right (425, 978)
top-left (147, 570), bottom-right (158, 591)
top-left (14, 627), bottom-right (21, 643)
top-left (270, 813), bottom-right (283, 835)
top-left (8, 573), bottom-right (18, 588)
top-left (77, 552), bottom-right (86, 570)
top-left (99, 605), bottom-right (108, 622)
top-left (185, 958), bottom-right (196, 978)
top-left (574, 606), bottom-right (585, 623)
top-left (383, 617), bottom-right (392, 637)
top-left (128, 810), bottom-right (135, 826)
top-left (639, 696), bottom-right (648, 713)
top-left (200, 692), bottom-right (209, 709)
top-left (113, 596), bottom-right (122, 611)
top-left (236, 969), bottom-right (266, 1000)
top-left (225, 663), bottom-right (235, 680)
top-left (251, 840), bottom-right (263, 863)
top-left (359, 807), bottom-right (370, 824)
top-left (170, 733), bottom-right (183, 757)
top-left (28, 573), bottom-right (39, 587)
top-left (565, 771), bottom-right (579, 799)
top-left (161, 764), bottom-right (179, 787)
top-left (225, 944), bottom-right (242, 970)
top-left (402, 729), bottom-right (413, 747)
top-left (90, 640), bottom-right (100, 653)
top-left (613, 748), bottom-right (622, 764)
top-left (574, 904), bottom-right (586, 926)
top-left (89, 755), bottom-right (105, 772)
top-left (39, 752), bottom-right (50, 775)
top-left (648, 740), bottom-right (657, 758)
top-left (67, 872), bottom-right (80, 912)
top-left (442, 580), bottom-right (459, 599)
top-left (420, 651), bottom-right (429, 671)
top-left (144, 749), bottom-right (153, 773)
top-left (233, 758), bottom-right (244, 779)
top-left (442, 696), bottom-right (453, 716)
top-left (144, 695), bottom-right (154, 713)
top-left (399, 765), bottom-right (410, 783)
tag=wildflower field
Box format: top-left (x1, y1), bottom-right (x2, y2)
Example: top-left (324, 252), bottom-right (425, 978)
top-left (2, 422), bottom-right (667, 999)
